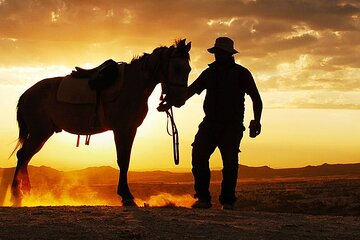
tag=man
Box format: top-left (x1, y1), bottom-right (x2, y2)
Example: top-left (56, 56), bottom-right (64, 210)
top-left (187, 37), bottom-right (262, 209)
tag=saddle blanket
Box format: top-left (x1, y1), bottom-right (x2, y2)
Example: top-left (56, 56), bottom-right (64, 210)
top-left (57, 63), bottom-right (125, 104)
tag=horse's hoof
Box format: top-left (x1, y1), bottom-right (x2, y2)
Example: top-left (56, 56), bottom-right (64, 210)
top-left (122, 199), bottom-right (138, 207)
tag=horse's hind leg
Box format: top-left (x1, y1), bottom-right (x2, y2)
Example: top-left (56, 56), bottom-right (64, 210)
top-left (11, 132), bottom-right (53, 205)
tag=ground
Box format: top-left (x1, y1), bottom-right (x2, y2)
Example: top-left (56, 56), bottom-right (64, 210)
top-left (1, 167), bottom-right (360, 239)
top-left (0, 206), bottom-right (359, 240)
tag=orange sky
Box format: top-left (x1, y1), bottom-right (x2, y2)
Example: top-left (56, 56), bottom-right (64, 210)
top-left (0, 0), bottom-right (359, 171)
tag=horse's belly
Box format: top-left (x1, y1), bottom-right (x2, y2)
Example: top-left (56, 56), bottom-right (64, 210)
top-left (50, 102), bottom-right (109, 135)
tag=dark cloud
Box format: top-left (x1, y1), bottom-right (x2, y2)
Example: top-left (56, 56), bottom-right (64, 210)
top-left (245, 0), bottom-right (359, 30)
top-left (1, 0), bottom-right (358, 39)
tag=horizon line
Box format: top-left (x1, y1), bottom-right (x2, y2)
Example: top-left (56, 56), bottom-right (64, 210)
top-left (1, 162), bottom-right (360, 173)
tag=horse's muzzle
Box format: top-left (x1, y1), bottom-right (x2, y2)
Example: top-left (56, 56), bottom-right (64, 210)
top-left (165, 86), bottom-right (187, 108)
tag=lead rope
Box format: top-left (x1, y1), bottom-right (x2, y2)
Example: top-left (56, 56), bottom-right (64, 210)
top-left (165, 107), bottom-right (179, 165)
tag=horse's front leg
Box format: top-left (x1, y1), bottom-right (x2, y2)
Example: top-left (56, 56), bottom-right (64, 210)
top-left (113, 128), bottom-right (137, 206)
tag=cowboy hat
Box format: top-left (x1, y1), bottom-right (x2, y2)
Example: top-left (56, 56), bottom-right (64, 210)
top-left (207, 37), bottom-right (238, 54)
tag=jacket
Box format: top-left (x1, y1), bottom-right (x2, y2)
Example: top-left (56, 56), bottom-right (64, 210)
top-left (189, 57), bottom-right (259, 124)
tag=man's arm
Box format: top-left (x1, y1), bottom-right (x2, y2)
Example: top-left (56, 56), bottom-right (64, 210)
top-left (186, 81), bottom-right (201, 101)
top-left (250, 90), bottom-right (262, 123)
top-left (187, 69), bottom-right (208, 101)
top-left (248, 90), bottom-right (262, 138)
top-left (246, 70), bottom-right (263, 137)
top-left (157, 70), bottom-right (207, 111)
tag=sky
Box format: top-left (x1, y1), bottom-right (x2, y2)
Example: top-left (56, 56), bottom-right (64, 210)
top-left (0, 0), bottom-right (359, 171)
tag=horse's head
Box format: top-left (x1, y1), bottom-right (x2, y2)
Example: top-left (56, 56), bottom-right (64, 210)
top-left (160, 39), bottom-right (191, 108)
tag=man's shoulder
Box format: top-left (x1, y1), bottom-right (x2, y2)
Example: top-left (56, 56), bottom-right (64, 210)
top-left (200, 66), bottom-right (214, 76)
top-left (233, 64), bottom-right (254, 81)
top-left (234, 63), bottom-right (251, 74)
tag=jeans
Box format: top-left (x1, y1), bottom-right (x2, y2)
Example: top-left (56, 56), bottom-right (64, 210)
top-left (191, 119), bottom-right (244, 204)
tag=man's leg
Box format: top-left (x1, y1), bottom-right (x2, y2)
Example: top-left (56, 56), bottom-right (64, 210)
top-left (218, 125), bottom-right (243, 207)
top-left (191, 121), bottom-right (217, 204)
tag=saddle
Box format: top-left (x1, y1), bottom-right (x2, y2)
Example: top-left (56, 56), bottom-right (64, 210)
top-left (57, 60), bottom-right (125, 146)
top-left (71, 59), bottom-right (119, 91)
top-left (57, 60), bottom-right (125, 104)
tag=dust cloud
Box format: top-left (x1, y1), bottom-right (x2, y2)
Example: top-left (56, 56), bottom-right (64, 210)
top-left (1, 180), bottom-right (195, 208)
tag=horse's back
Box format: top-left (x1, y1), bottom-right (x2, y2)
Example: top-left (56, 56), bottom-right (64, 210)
top-left (20, 77), bottom-right (62, 105)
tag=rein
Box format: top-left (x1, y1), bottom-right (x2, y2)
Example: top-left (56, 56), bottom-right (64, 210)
top-left (160, 95), bottom-right (180, 165)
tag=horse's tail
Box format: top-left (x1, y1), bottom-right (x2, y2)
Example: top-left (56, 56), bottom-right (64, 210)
top-left (9, 95), bottom-right (28, 159)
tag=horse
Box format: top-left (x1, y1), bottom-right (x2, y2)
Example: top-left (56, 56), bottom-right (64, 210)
top-left (10, 39), bottom-right (192, 206)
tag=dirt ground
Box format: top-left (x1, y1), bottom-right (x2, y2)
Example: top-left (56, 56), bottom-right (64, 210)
top-left (0, 206), bottom-right (359, 240)
top-left (1, 169), bottom-right (360, 239)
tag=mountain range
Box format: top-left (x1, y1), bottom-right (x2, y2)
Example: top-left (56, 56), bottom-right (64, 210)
top-left (1, 163), bottom-right (359, 186)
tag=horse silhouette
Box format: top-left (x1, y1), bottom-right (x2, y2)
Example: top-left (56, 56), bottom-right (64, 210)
top-left (10, 39), bottom-right (191, 206)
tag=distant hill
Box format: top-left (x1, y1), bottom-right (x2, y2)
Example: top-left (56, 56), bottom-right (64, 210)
top-left (1, 163), bottom-right (359, 186)
top-left (237, 163), bottom-right (360, 179)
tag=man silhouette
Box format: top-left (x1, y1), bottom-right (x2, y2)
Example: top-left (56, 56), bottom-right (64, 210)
top-left (187, 37), bottom-right (263, 209)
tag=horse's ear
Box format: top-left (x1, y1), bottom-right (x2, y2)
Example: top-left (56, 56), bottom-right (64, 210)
top-left (186, 42), bottom-right (191, 52)
top-left (176, 39), bottom-right (186, 47)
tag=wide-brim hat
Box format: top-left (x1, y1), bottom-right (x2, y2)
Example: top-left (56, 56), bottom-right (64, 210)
top-left (208, 37), bottom-right (238, 54)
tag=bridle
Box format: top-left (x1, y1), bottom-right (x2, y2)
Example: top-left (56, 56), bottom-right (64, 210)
top-left (144, 48), bottom-right (188, 165)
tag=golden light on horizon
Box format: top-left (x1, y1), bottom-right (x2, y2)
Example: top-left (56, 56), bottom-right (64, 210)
top-left (0, 167), bottom-right (196, 208)
top-left (0, 0), bottom-right (359, 174)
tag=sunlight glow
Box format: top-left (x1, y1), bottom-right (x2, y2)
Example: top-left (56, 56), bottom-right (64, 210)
top-left (2, 186), bottom-right (195, 208)
top-left (276, 55), bottom-right (310, 76)
top-left (136, 193), bottom-right (195, 208)
top-left (122, 8), bottom-right (133, 24)
top-left (51, 11), bottom-right (60, 22)
top-left (1, 37), bottom-right (17, 42)
top-left (106, 9), bottom-right (115, 18)
top-left (285, 25), bottom-right (320, 39)
top-left (0, 65), bottom-right (71, 85)
top-left (207, 17), bottom-right (239, 27)
top-left (0, 0), bottom-right (359, 174)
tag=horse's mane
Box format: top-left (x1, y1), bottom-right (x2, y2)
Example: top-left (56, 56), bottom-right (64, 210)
top-left (131, 39), bottom-right (190, 63)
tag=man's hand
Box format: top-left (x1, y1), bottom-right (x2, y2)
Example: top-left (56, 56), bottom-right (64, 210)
top-left (249, 120), bottom-right (261, 138)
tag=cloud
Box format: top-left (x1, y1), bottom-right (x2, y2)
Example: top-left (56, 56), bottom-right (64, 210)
top-left (0, 0), bottom-right (359, 109)
top-left (1, 0), bottom-right (358, 41)
top-left (255, 54), bottom-right (360, 92)
top-left (243, 0), bottom-right (359, 30)
top-left (293, 102), bottom-right (360, 109)
top-left (293, 91), bottom-right (360, 109)
top-left (263, 90), bottom-right (360, 109)
top-left (0, 65), bottom-right (72, 85)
